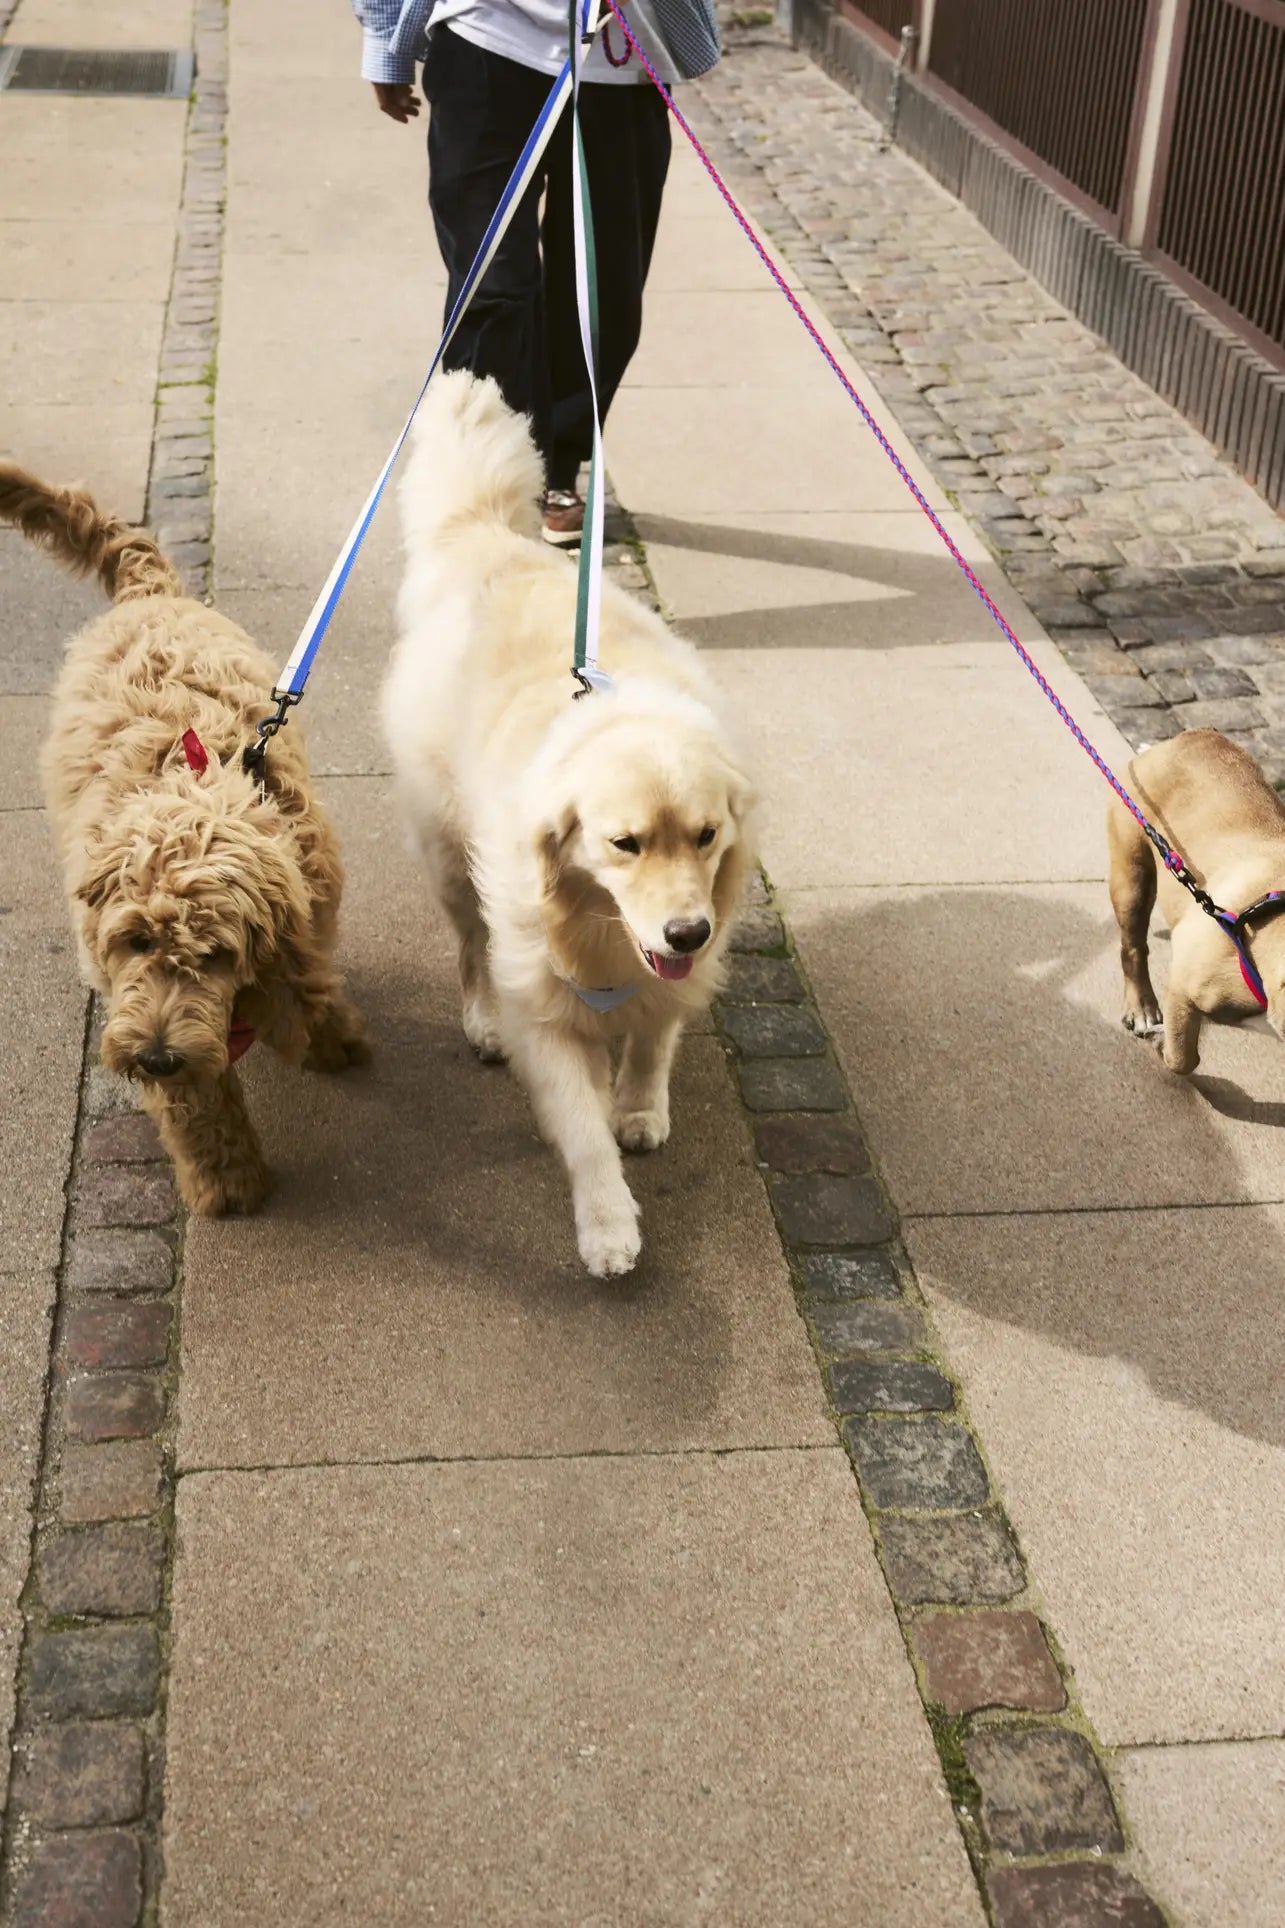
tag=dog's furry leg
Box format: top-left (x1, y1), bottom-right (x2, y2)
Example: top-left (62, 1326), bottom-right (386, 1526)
top-left (303, 987), bottom-right (371, 1073)
top-left (141, 1072), bottom-right (270, 1216)
top-left (254, 946), bottom-right (369, 1074)
top-left (505, 1021), bottom-right (641, 1277)
top-left (1160, 989), bottom-right (1203, 1074)
top-left (1108, 798), bottom-right (1163, 1036)
top-left (613, 1019), bottom-right (681, 1152)
top-left (424, 836), bottom-right (502, 1062)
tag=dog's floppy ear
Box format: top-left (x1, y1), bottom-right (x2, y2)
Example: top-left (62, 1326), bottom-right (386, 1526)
top-left (536, 799), bottom-right (580, 897)
top-left (719, 746), bottom-right (755, 827)
top-left (74, 843), bottom-right (123, 911)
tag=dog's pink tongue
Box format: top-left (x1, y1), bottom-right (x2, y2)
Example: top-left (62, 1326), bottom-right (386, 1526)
top-left (651, 952), bottom-right (696, 982)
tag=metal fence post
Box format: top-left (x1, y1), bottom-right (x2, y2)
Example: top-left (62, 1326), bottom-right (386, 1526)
top-left (878, 23), bottom-right (919, 148)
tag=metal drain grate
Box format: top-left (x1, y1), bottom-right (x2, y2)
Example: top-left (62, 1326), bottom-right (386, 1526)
top-left (0, 46), bottom-right (195, 98)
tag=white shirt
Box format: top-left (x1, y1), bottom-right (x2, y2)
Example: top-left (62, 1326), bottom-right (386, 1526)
top-left (430, 0), bottom-right (678, 85)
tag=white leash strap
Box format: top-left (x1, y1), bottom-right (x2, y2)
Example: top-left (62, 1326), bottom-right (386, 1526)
top-left (275, 58), bottom-right (573, 701)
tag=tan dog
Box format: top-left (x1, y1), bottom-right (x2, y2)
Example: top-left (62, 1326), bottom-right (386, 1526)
top-left (385, 373), bottom-right (756, 1278)
top-left (1108, 728), bottom-right (1285, 1073)
top-left (1, 463), bottom-right (368, 1213)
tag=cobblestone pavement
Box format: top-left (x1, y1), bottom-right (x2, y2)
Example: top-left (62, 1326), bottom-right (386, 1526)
top-left (0, 3), bottom-right (226, 1919)
top-left (694, 18), bottom-right (1285, 781)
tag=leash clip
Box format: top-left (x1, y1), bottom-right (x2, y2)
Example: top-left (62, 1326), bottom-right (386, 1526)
top-left (242, 688), bottom-right (298, 794)
top-left (571, 665), bottom-right (615, 700)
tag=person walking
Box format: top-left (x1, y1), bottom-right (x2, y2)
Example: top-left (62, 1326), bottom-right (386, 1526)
top-left (353, 0), bottom-right (720, 544)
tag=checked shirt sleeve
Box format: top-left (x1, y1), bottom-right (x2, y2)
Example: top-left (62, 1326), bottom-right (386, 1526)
top-left (350, 0), bottom-right (432, 84)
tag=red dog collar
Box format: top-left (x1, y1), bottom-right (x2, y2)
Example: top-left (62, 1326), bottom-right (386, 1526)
top-left (227, 1018), bottom-right (257, 1064)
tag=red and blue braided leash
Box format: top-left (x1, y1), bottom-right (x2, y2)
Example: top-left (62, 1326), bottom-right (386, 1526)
top-left (605, 0), bottom-right (1282, 1008)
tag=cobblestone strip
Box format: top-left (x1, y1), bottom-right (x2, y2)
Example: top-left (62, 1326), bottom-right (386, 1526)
top-left (692, 20), bottom-right (1285, 782)
top-left (717, 888), bottom-right (1169, 1924)
top-left (147, 0), bottom-right (228, 601)
top-left (0, 8), bottom-right (227, 1923)
top-left (597, 482), bottom-right (1170, 1919)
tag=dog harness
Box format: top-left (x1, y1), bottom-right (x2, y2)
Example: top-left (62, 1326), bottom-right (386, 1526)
top-left (1203, 890), bottom-right (1285, 1009)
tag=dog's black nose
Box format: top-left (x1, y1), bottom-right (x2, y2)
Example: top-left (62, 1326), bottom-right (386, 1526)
top-left (663, 916), bottom-right (712, 955)
top-left (137, 1045), bottom-right (185, 1079)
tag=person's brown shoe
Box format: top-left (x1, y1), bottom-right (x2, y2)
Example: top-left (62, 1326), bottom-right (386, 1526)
top-left (542, 488), bottom-right (584, 547)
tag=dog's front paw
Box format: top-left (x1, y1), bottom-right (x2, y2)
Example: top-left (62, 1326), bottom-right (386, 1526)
top-left (304, 1003), bottom-right (371, 1073)
top-left (305, 1029), bottom-right (371, 1073)
top-left (613, 1105), bottom-right (670, 1153)
top-left (1122, 1009), bottom-right (1163, 1039)
top-left (181, 1155), bottom-right (271, 1217)
top-left (462, 996), bottom-right (505, 1065)
top-left (576, 1186), bottom-right (642, 1278)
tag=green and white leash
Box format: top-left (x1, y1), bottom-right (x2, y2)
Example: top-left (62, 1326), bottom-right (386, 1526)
top-left (569, 0), bottom-right (612, 696)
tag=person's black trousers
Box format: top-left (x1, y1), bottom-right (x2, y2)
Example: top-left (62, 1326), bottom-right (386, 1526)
top-left (423, 26), bottom-right (671, 492)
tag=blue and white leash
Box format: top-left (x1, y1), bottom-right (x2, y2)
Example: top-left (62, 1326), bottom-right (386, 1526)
top-left (244, 28), bottom-right (594, 782)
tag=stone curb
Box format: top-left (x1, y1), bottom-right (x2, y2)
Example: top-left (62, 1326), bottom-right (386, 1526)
top-left (604, 468), bottom-right (1170, 1917)
top-left (0, 4), bottom-right (229, 1920)
top-left (0, 1023), bottom-right (179, 1927)
top-left (713, 877), bottom-right (1170, 1919)
top-left (146, 0), bottom-right (229, 607)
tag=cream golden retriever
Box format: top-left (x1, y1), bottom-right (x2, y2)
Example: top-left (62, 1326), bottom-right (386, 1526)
top-left (384, 372), bottom-right (755, 1277)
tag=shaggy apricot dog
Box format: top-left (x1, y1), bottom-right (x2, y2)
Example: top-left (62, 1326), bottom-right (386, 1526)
top-left (1, 462), bottom-right (368, 1214)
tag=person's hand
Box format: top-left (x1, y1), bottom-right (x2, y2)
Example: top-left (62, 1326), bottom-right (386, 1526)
top-left (373, 81), bottom-right (421, 123)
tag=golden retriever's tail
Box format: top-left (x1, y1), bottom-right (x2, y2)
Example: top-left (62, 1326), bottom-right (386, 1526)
top-left (0, 461), bottom-right (182, 604)
top-left (401, 369), bottom-right (545, 547)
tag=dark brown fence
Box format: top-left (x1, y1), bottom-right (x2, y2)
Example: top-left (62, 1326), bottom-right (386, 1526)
top-left (926, 0), bottom-right (1152, 219)
top-left (839, 0), bottom-right (917, 44)
top-left (1155, 0), bottom-right (1285, 359)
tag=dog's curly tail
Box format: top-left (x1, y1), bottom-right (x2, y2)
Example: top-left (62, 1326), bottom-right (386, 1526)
top-left (0, 461), bottom-right (182, 604)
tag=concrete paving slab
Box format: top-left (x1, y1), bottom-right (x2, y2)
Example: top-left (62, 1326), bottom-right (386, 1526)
top-left (163, 1451), bottom-right (982, 1927)
top-left (229, 0), bottom-right (361, 78)
top-left (10, 0), bottom-right (193, 44)
top-left (0, 299), bottom-right (165, 409)
top-left (227, 76), bottom-right (426, 259)
top-left (0, 1270), bottom-right (56, 1823)
top-left (640, 508), bottom-right (1041, 651)
top-left (0, 697), bottom-right (49, 808)
top-left (625, 290), bottom-right (836, 388)
top-left (719, 647), bottom-right (1111, 887)
top-left (1117, 1740), bottom-right (1285, 1927)
top-left (609, 384), bottom-right (952, 516)
top-left (0, 532), bottom-right (113, 696)
top-left (215, 587), bottom-right (392, 776)
top-left (909, 1209), bottom-right (1285, 1744)
top-left (648, 209), bottom-right (803, 293)
top-left (0, 219), bottom-right (176, 304)
top-left (213, 427), bottom-right (404, 591)
top-left (0, 98), bottom-right (187, 225)
top-left (0, 814), bottom-right (87, 1272)
top-left (217, 250), bottom-right (443, 363)
top-left (0, 404), bottom-right (155, 525)
top-left (177, 776), bottom-right (828, 1470)
top-left (787, 882), bottom-right (1285, 1213)
top-left (213, 258), bottom-right (434, 597)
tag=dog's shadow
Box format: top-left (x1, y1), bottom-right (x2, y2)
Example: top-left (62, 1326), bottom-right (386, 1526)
top-left (805, 886), bottom-right (1285, 1452)
top-left (1192, 1074), bottom-right (1285, 1128)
